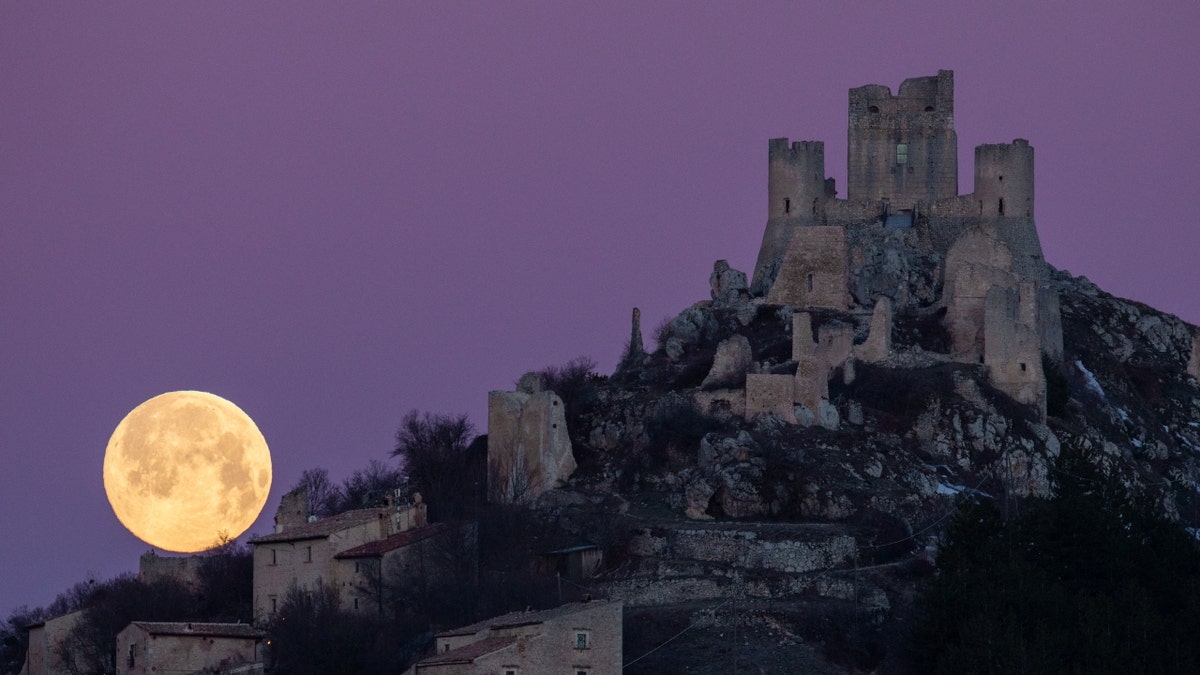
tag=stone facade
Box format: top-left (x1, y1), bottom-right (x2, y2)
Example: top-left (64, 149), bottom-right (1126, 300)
top-left (487, 380), bottom-right (577, 503)
top-left (116, 622), bottom-right (264, 675)
top-left (412, 600), bottom-right (622, 675)
top-left (20, 610), bottom-right (82, 675)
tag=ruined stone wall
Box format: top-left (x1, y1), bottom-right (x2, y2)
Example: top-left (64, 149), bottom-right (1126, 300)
top-left (487, 387), bottom-right (576, 503)
top-left (1038, 285), bottom-right (1064, 362)
top-left (847, 70), bottom-right (957, 207)
top-left (943, 226), bottom-right (1018, 360)
top-left (139, 551), bottom-right (202, 590)
top-left (1189, 331), bottom-right (1200, 381)
top-left (273, 487), bottom-right (308, 533)
top-left (627, 525), bottom-right (857, 577)
top-left (984, 284), bottom-right (1046, 416)
top-left (744, 374), bottom-right (797, 424)
top-left (856, 297), bottom-right (893, 363)
top-left (765, 226), bottom-right (849, 309)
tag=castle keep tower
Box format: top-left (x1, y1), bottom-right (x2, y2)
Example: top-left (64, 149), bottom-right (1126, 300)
top-left (847, 69), bottom-right (957, 208)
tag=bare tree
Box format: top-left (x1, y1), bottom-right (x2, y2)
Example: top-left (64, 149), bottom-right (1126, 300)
top-left (340, 459), bottom-right (405, 510)
top-left (292, 467), bottom-right (344, 519)
top-left (392, 410), bottom-right (484, 521)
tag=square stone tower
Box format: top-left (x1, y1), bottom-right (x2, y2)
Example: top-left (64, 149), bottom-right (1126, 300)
top-left (847, 69), bottom-right (957, 208)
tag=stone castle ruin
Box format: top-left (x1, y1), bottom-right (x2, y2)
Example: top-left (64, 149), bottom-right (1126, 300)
top-left (487, 71), bottom-right (1066, 497)
top-left (712, 70), bottom-right (1062, 421)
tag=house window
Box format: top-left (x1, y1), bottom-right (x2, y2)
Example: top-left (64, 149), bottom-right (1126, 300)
top-left (443, 643), bottom-right (451, 653)
top-left (574, 630), bottom-right (590, 649)
top-left (1019, 362), bottom-right (1027, 372)
top-left (896, 143), bottom-right (908, 164)
top-left (269, 549), bottom-right (276, 566)
top-left (503, 668), bottom-right (518, 675)
top-left (127, 643), bottom-right (136, 668)
top-left (304, 546), bottom-right (312, 563)
top-left (353, 598), bottom-right (359, 609)
top-left (806, 273), bottom-right (814, 293)
top-left (576, 670), bottom-right (591, 675)
top-left (269, 596), bottom-right (277, 613)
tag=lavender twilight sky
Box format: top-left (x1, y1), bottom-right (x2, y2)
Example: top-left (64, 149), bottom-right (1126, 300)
top-left (3, 2), bottom-right (1199, 616)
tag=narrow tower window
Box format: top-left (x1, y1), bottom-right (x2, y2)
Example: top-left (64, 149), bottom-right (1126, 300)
top-left (806, 274), bottom-right (814, 293)
top-left (783, 198), bottom-right (790, 214)
top-left (896, 144), bottom-right (908, 164)
top-left (998, 198), bottom-right (1005, 215)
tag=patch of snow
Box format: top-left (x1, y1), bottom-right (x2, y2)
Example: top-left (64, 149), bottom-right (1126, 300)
top-left (936, 483), bottom-right (964, 495)
top-left (1075, 360), bottom-right (1105, 398)
top-left (1188, 421), bottom-right (1199, 428)
top-left (1131, 439), bottom-right (1143, 448)
top-left (1117, 408), bottom-right (1130, 422)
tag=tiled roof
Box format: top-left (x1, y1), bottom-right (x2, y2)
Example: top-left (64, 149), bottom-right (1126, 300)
top-left (249, 508), bottom-right (387, 544)
top-left (129, 622), bottom-right (264, 639)
top-left (437, 599), bottom-right (616, 637)
top-left (334, 522), bottom-right (452, 559)
top-left (418, 635), bottom-right (518, 665)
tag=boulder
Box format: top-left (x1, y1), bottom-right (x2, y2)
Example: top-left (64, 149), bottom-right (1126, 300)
top-left (709, 260), bottom-right (749, 305)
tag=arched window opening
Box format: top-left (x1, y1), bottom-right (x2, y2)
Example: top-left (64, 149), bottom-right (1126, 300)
top-left (868, 105), bottom-right (879, 113)
top-left (924, 106), bottom-right (934, 112)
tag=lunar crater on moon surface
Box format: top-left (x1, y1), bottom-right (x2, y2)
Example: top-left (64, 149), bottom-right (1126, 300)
top-left (103, 391), bottom-right (272, 553)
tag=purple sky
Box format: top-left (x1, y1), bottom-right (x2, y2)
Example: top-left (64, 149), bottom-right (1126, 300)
top-left (3, 2), bottom-right (1199, 617)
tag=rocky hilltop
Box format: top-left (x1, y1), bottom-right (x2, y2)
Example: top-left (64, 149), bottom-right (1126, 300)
top-left (516, 256), bottom-right (1199, 672)
top-left (481, 72), bottom-right (1200, 672)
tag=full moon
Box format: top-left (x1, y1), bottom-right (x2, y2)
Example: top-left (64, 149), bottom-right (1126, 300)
top-left (103, 391), bottom-right (272, 553)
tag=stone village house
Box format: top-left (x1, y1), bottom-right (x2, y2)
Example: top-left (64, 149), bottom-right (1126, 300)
top-left (249, 486), bottom-right (473, 618)
top-left (18, 610), bottom-right (82, 675)
top-left (408, 599), bottom-right (623, 675)
top-left (115, 622), bottom-right (265, 675)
